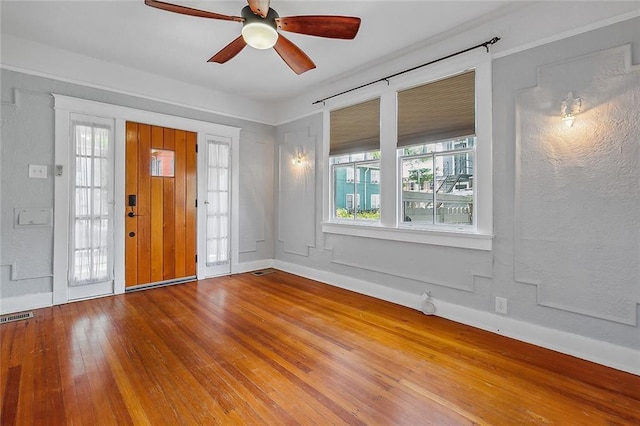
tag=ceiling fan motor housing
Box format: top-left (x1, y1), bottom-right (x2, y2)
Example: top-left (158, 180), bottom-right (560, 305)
top-left (241, 6), bottom-right (279, 49)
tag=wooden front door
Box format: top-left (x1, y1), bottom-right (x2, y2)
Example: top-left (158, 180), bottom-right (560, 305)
top-left (125, 122), bottom-right (197, 288)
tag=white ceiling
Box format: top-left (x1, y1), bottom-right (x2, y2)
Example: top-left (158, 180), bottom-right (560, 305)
top-left (1, 1), bottom-right (517, 103)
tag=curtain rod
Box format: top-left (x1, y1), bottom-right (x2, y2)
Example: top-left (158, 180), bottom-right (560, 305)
top-left (312, 36), bottom-right (501, 106)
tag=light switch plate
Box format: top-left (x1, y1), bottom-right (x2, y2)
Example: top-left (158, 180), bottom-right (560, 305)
top-left (28, 164), bottom-right (48, 179)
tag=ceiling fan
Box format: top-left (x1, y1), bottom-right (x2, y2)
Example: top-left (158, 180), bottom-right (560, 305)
top-left (144, 0), bottom-right (362, 74)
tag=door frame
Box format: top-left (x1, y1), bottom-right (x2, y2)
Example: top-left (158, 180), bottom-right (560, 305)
top-left (53, 95), bottom-right (240, 304)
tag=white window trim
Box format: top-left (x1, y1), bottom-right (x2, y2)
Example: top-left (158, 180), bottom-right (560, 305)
top-left (322, 221), bottom-right (492, 251)
top-left (321, 53), bottom-right (493, 251)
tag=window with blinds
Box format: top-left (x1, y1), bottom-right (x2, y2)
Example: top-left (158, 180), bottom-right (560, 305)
top-left (323, 63), bottom-right (491, 249)
top-left (329, 98), bottom-right (381, 222)
top-left (398, 71), bottom-right (476, 228)
top-left (397, 70), bottom-right (475, 147)
top-left (330, 98), bottom-right (380, 156)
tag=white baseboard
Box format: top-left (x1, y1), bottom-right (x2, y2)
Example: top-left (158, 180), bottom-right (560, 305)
top-left (1, 292), bottom-right (53, 315)
top-left (273, 260), bottom-right (421, 309)
top-left (232, 259), bottom-right (275, 275)
top-left (434, 299), bottom-right (640, 376)
top-left (273, 260), bottom-right (640, 376)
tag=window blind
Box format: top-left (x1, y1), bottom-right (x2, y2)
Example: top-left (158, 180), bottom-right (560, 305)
top-left (397, 70), bottom-right (475, 148)
top-left (329, 98), bottom-right (380, 156)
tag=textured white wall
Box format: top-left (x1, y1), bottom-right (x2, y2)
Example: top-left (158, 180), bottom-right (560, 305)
top-left (277, 126), bottom-right (317, 256)
top-left (492, 17), bottom-right (640, 348)
top-left (238, 129), bottom-right (275, 262)
top-left (516, 45), bottom-right (640, 326)
top-left (0, 90), bottom-right (55, 297)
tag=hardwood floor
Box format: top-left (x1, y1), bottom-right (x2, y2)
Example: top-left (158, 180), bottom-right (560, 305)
top-left (2, 271), bottom-right (639, 425)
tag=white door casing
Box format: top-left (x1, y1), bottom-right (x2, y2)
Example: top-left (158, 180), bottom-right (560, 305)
top-left (53, 95), bottom-right (240, 304)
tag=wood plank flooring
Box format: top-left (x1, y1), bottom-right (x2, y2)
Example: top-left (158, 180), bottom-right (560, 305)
top-left (2, 271), bottom-right (639, 425)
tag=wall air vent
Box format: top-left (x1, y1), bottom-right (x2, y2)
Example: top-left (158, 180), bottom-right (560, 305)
top-left (251, 269), bottom-right (276, 276)
top-left (1, 311), bottom-right (34, 324)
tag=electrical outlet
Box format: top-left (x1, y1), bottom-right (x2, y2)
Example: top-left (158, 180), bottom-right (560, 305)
top-left (495, 296), bottom-right (508, 315)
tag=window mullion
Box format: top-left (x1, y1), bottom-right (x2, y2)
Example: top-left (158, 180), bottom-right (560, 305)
top-left (352, 172), bottom-right (357, 220)
top-left (379, 90), bottom-right (397, 227)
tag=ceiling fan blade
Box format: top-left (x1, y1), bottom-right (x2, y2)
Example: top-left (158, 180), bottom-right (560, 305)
top-left (208, 36), bottom-right (247, 64)
top-left (247, 0), bottom-right (270, 18)
top-left (275, 16), bottom-right (361, 39)
top-left (273, 34), bottom-right (316, 75)
top-left (145, 0), bottom-right (243, 22)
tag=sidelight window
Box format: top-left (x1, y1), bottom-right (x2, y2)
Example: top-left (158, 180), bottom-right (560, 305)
top-left (205, 140), bottom-right (230, 266)
top-left (69, 117), bottom-right (114, 286)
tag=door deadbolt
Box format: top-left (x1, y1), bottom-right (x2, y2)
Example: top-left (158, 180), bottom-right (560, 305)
top-left (129, 232), bottom-right (135, 237)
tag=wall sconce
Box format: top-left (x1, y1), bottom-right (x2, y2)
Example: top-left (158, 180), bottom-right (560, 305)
top-left (291, 152), bottom-right (306, 166)
top-left (561, 91), bottom-right (581, 127)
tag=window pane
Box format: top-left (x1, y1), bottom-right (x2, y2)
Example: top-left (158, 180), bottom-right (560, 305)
top-left (329, 154), bottom-right (350, 165)
top-left (400, 136), bottom-right (475, 227)
top-left (332, 160), bottom-right (380, 222)
top-left (434, 152), bottom-right (473, 225)
top-left (94, 127), bottom-right (110, 157)
top-left (401, 137), bottom-right (475, 156)
top-left (333, 165), bottom-right (355, 219)
top-left (350, 152), bottom-right (365, 162)
top-left (402, 156), bottom-right (434, 224)
top-left (150, 149), bottom-right (175, 177)
top-left (75, 125), bottom-right (91, 156)
top-left (355, 163), bottom-right (380, 221)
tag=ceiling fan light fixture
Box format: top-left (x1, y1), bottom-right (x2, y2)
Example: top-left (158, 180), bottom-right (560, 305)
top-left (242, 22), bottom-right (278, 49)
top-left (240, 5), bottom-right (279, 50)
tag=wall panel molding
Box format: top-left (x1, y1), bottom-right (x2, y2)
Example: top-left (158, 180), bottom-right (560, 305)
top-left (238, 131), bottom-right (267, 254)
top-left (277, 127), bottom-right (316, 256)
top-left (514, 44), bottom-right (640, 326)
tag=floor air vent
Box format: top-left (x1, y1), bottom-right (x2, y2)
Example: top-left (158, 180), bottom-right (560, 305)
top-left (251, 269), bottom-right (276, 276)
top-left (1, 311), bottom-right (34, 324)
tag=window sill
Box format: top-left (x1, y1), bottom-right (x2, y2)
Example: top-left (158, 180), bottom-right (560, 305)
top-left (321, 222), bottom-right (493, 251)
